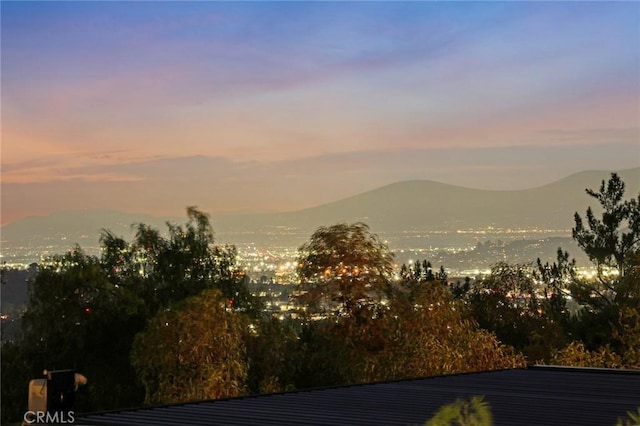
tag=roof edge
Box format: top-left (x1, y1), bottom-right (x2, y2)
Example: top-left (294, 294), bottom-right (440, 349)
top-left (530, 364), bottom-right (640, 375)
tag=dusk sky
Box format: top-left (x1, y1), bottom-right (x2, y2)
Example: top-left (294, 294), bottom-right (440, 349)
top-left (2, 1), bottom-right (639, 225)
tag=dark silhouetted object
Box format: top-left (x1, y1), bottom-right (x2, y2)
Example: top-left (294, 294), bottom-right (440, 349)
top-left (46, 369), bottom-right (76, 413)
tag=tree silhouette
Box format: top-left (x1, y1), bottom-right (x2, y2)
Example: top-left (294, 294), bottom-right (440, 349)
top-left (1, 207), bottom-right (255, 421)
top-left (573, 172), bottom-right (640, 280)
top-left (296, 222), bottom-right (394, 319)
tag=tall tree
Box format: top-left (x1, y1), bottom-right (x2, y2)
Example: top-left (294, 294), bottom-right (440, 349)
top-left (1, 208), bottom-right (255, 422)
top-left (291, 223), bottom-right (396, 388)
top-left (549, 173), bottom-right (640, 363)
top-left (568, 173), bottom-right (640, 346)
top-left (535, 248), bottom-right (574, 316)
top-left (100, 206), bottom-right (258, 317)
top-left (19, 247), bottom-right (145, 412)
top-left (573, 172), bottom-right (640, 280)
top-left (296, 222), bottom-right (394, 319)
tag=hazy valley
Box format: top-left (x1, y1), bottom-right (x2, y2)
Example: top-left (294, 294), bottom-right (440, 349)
top-left (2, 168), bottom-right (638, 264)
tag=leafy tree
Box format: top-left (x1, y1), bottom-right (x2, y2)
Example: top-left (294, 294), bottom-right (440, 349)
top-left (289, 318), bottom-right (378, 388)
top-left (22, 248), bottom-right (106, 366)
top-left (131, 289), bottom-right (248, 404)
top-left (463, 262), bottom-right (569, 362)
top-left (291, 223), bottom-right (524, 389)
top-left (1, 208), bottom-right (255, 421)
top-left (100, 206), bottom-right (258, 317)
top-left (465, 264), bottom-right (537, 347)
top-left (611, 306), bottom-right (640, 368)
top-left (375, 284), bottom-right (525, 381)
top-left (290, 287), bottom-right (501, 389)
top-left (290, 223), bottom-right (399, 388)
top-left (550, 341), bottom-right (623, 368)
top-left (296, 222), bottom-right (394, 319)
top-left (18, 247), bottom-right (145, 412)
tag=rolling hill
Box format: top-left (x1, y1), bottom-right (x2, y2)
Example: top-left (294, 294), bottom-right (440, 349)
top-left (213, 167), bottom-right (640, 234)
top-left (2, 168), bottom-right (638, 251)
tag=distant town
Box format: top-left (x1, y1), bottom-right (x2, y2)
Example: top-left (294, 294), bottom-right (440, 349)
top-left (1, 225), bottom-right (588, 271)
top-left (1, 224), bottom-right (594, 324)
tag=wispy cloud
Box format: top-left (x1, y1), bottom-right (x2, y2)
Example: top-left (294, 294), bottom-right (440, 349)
top-left (2, 2), bottom-right (638, 223)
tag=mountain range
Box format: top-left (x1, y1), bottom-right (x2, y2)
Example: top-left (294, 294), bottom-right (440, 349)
top-left (2, 168), bottom-right (639, 252)
top-left (211, 167), bottom-right (640, 235)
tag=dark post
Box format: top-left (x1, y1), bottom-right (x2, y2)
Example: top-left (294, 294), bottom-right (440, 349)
top-left (46, 370), bottom-right (76, 413)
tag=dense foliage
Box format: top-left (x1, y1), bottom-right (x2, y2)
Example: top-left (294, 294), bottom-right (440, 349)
top-left (131, 289), bottom-right (248, 404)
top-left (1, 208), bottom-right (255, 422)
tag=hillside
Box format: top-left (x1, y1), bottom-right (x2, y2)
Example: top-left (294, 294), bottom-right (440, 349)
top-left (2, 168), bottom-right (639, 251)
top-left (213, 167), bottom-right (640, 234)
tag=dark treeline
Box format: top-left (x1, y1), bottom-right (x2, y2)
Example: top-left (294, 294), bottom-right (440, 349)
top-left (1, 173), bottom-right (639, 423)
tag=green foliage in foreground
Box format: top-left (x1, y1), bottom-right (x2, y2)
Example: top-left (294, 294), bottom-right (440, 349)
top-left (616, 407), bottom-right (640, 426)
top-left (424, 398), bottom-right (640, 426)
top-left (425, 396), bottom-right (493, 426)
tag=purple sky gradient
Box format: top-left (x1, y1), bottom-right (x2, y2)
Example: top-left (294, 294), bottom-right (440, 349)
top-left (2, 2), bottom-right (639, 224)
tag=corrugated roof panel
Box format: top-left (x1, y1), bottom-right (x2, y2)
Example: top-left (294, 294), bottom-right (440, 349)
top-left (78, 367), bottom-right (640, 426)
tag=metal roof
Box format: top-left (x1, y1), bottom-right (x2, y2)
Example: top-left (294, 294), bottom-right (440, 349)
top-left (78, 366), bottom-right (640, 426)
